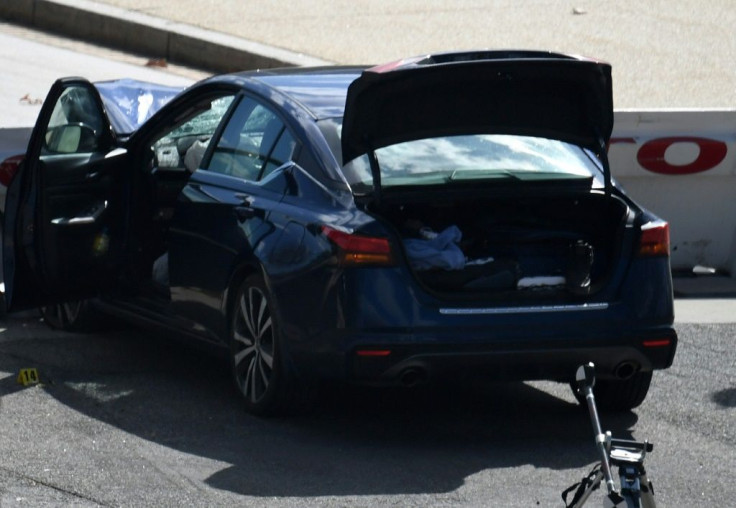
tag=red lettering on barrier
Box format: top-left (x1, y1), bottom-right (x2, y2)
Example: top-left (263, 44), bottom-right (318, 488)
top-left (636, 137), bottom-right (728, 175)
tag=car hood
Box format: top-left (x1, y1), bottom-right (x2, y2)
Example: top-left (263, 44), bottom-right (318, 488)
top-left (340, 51), bottom-right (613, 165)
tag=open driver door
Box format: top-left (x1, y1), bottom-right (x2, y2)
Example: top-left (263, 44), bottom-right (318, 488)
top-left (3, 78), bottom-right (128, 311)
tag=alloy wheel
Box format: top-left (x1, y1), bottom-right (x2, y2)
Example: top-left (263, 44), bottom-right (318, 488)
top-left (232, 285), bottom-right (275, 404)
top-left (40, 301), bottom-right (84, 330)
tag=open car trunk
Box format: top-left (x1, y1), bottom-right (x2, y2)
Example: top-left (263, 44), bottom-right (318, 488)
top-left (372, 190), bottom-right (633, 300)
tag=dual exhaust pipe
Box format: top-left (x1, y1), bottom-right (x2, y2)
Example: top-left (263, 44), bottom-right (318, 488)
top-left (394, 361), bottom-right (638, 387)
top-left (613, 360), bottom-right (639, 380)
top-left (398, 366), bottom-right (429, 387)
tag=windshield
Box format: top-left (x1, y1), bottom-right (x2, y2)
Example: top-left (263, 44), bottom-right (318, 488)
top-left (318, 118), bottom-right (603, 193)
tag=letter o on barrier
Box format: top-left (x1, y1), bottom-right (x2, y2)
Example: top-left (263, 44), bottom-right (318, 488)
top-left (637, 137), bottom-right (728, 175)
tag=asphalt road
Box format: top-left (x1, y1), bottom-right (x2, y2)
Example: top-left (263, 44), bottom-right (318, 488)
top-left (0, 315), bottom-right (733, 507)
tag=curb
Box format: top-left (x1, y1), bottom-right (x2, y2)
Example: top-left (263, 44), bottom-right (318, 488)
top-left (0, 0), bottom-right (332, 73)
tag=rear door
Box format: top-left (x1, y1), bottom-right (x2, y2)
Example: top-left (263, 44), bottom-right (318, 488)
top-left (3, 78), bottom-right (127, 310)
top-left (167, 94), bottom-right (300, 336)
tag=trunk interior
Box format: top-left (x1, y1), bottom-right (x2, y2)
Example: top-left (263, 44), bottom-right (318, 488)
top-left (371, 191), bottom-right (633, 302)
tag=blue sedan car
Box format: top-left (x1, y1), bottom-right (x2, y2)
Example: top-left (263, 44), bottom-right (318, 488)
top-left (4, 51), bottom-right (677, 415)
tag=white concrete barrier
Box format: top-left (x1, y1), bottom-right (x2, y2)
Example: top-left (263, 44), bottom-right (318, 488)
top-left (610, 110), bottom-right (736, 274)
top-left (4, 110), bottom-right (736, 274)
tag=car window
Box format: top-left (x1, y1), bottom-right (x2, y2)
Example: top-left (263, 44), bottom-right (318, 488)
top-left (206, 97), bottom-right (297, 181)
top-left (43, 86), bottom-right (105, 154)
top-left (261, 129), bottom-right (296, 179)
top-left (151, 95), bottom-right (235, 173)
top-left (341, 133), bottom-right (603, 192)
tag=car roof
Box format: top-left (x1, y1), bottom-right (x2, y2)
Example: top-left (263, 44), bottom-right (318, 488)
top-left (232, 66), bottom-right (364, 120)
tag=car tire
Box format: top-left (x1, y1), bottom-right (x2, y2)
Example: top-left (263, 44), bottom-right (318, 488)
top-left (594, 371), bottom-right (653, 411)
top-left (229, 274), bottom-right (306, 416)
top-left (39, 300), bottom-right (101, 332)
top-left (572, 371), bottom-right (653, 411)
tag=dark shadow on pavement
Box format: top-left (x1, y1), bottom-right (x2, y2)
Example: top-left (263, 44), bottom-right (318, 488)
top-left (0, 315), bottom-right (639, 498)
top-left (712, 387), bottom-right (736, 408)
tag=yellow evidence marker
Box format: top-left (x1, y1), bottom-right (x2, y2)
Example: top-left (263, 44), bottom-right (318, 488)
top-left (17, 368), bottom-right (40, 386)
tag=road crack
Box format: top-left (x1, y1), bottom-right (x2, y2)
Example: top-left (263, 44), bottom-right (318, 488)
top-left (0, 465), bottom-right (113, 506)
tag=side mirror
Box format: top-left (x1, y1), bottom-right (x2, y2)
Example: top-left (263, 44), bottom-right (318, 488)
top-left (44, 123), bottom-right (99, 154)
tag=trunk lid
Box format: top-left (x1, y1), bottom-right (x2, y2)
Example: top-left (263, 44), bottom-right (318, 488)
top-left (341, 51), bottom-right (613, 191)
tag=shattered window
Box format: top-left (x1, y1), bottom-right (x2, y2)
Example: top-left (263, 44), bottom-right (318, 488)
top-left (151, 95), bottom-right (235, 173)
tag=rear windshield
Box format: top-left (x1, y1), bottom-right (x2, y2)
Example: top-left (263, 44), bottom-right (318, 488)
top-left (319, 119), bottom-right (603, 194)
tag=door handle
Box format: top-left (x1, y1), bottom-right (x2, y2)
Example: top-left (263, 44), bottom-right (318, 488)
top-left (234, 206), bottom-right (256, 222)
top-left (51, 200), bottom-right (108, 225)
top-left (233, 193), bottom-right (253, 204)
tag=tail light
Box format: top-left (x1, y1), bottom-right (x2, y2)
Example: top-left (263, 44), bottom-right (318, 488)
top-left (0, 154), bottom-right (24, 187)
top-left (355, 349), bottom-right (392, 357)
top-left (643, 338), bottom-right (673, 348)
top-left (638, 221), bottom-right (670, 257)
top-left (321, 225), bottom-right (394, 266)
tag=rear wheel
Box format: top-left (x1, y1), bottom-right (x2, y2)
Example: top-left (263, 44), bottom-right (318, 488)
top-left (229, 274), bottom-right (304, 416)
top-left (595, 371), bottom-right (653, 411)
top-left (39, 300), bottom-right (100, 331)
top-left (572, 371), bottom-right (653, 411)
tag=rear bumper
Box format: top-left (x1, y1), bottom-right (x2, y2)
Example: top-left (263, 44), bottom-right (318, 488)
top-left (313, 328), bottom-right (679, 387)
top-left (275, 260), bottom-right (677, 386)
